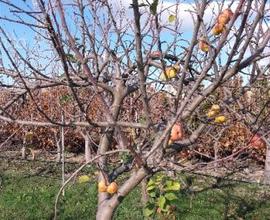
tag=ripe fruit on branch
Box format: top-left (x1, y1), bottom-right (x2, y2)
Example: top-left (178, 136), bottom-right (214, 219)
top-left (250, 134), bottom-right (266, 149)
top-left (98, 181), bottom-right (107, 192)
top-left (210, 104), bottom-right (220, 113)
top-left (223, 9), bottom-right (233, 18)
top-left (170, 123), bottom-right (184, 142)
top-left (207, 104), bottom-right (220, 118)
top-left (212, 8), bottom-right (233, 36)
top-left (218, 9), bottom-right (233, 25)
top-left (218, 14), bottom-right (230, 25)
top-left (214, 115), bottom-right (227, 124)
top-left (107, 182), bottom-right (118, 194)
top-left (159, 65), bottom-right (180, 81)
top-left (212, 23), bottom-right (224, 35)
top-left (199, 38), bottom-right (209, 52)
top-left (207, 110), bottom-right (217, 118)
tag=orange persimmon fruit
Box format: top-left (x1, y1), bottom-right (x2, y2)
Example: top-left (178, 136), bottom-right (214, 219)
top-left (170, 123), bottom-right (184, 141)
top-left (98, 181), bottom-right (107, 192)
top-left (212, 22), bottom-right (225, 35)
top-left (107, 182), bottom-right (118, 194)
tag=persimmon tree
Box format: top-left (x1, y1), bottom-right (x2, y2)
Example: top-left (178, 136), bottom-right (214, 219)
top-left (0, 0), bottom-right (270, 219)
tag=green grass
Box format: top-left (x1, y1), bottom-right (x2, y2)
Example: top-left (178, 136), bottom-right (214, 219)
top-left (0, 159), bottom-right (144, 220)
top-left (0, 159), bottom-right (270, 220)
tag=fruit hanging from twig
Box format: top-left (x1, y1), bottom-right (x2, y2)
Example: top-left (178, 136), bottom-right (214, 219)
top-left (212, 22), bottom-right (225, 35)
top-left (207, 104), bottom-right (220, 118)
top-left (214, 115), bottom-right (227, 124)
top-left (207, 110), bottom-right (217, 118)
top-left (218, 9), bottom-right (233, 25)
top-left (98, 181), bottom-right (107, 192)
top-left (159, 65), bottom-right (180, 81)
top-left (212, 8), bottom-right (233, 36)
top-left (199, 38), bottom-right (209, 52)
top-left (210, 104), bottom-right (221, 113)
top-left (170, 123), bottom-right (184, 142)
top-left (107, 182), bottom-right (118, 194)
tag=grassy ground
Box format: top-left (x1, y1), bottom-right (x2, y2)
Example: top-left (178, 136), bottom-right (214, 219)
top-left (0, 158), bottom-right (270, 220)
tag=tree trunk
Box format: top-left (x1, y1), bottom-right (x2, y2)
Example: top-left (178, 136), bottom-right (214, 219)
top-left (56, 140), bottom-right (61, 163)
top-left (97, 135), bottom-right (111, 208)
top-left (96, 204), bottom-right (114, 220)
top-left (21, 146), bottom-right (26, 159)
top-left (96, 167), bottom-right (148, 220)
top-left (84, 134), bottom-right (91, 163)
top-left (140, 178), bottom-right (148, 205)
top-left (54, 131), bottom-right (61, 163)
top-left (263, 140), bottom-right (270, 183)
top-left (21, 138), bottom-right (26, 159)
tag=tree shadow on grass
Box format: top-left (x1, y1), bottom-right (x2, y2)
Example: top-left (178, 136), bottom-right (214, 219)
top-left (175, 175), bottom-right (270, 220)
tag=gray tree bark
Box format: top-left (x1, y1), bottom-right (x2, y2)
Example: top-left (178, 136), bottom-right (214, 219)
top-left (96, 167), bottom-right (148, 220)
top-left (263, 139), bottom-right (270, 183)
top-left (84, 134), bottom-right (91, 163)
top-left (96, 204), bottom-right (114, 220)
top-left (140, 179), bottom-right (149, 205)
top-left (21, 137), bottom-right (26, 159)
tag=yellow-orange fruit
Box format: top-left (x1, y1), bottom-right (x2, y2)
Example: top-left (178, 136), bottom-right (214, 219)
top-left (212, 23), bottom-right (224, 35)
top-left (98, 181), bottom-right (107, 192)
top-left (218, 9), bottom-right (233, 25)
top-left (214, 115), bottom-right (227, 123)
top-left (199, 39), bottom-right (209, 52)
top-left (223, 9), bottom-right (233, 19)
top-left (159, 65), bottom-right (180, 81)
top-left (207, 110), bottom-right (217, 118)
top-left (210, 104), bottom-right (221, 113)
top-left (107, 182), bottom-right (118, 194)
top-left (218, 14), bottom-right (230, 25)
top-left (250, 134), bottom-right (266, 149)
top-left (170, 123), bottom-right (184, 141)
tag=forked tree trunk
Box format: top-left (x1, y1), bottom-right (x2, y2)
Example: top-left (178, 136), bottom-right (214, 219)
top-left (80, 129), bottom-right (92, 163)
top-left (96, 167), bottom-right (148, 220)
top-left (263, 140), bottom-right (270, 183)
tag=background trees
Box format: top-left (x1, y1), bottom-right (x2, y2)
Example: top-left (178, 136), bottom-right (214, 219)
top-left (0, 0), bottom-right (269, 219)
